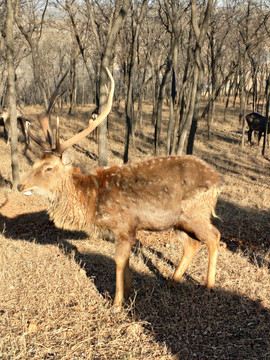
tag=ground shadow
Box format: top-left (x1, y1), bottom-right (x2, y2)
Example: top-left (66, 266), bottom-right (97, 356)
top-left (59, 241), bottom-right (270, 359)
top-left (1, 206), bottom-right (269, 359)
top-left (71, 144), bottom-right (98, 161)
top-left (111, 149), bottom-right (123, 159)
top-left (75, 250), bottom-right (269, 359)
top-left (213, 130), bottom-right (242, 146)
top-left (0, 173), bottom-right (12, 189)
top-left (134, 278), bottom-right (269, 359)
top-left (0, 211), bottom-right (88, 249)
top-left (204, 151), bottom-right (268, 181)
top-left (215, 198), bottom-right (270, 269)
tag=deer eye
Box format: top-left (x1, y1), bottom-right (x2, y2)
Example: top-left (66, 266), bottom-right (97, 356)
top-left (45, 167), bottom-right (53, 172)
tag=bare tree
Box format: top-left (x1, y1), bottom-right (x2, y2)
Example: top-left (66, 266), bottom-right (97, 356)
top-left (86, 0), bottom-right (131, 166)
top-left (204, 8), bottom-right (231, 139)
top-left (6, 0), bottom-right (19, 187)
top-left (154, 54), bottom-right (172, 155)
top-left (234, 1), bottom-right (270, 148)
top-left (58, 0), bottom-right (95, 93)
top-left (15, 0), bottom-right (50, 109)
top-left (1, 0), bottom-right (269, 162)
top-left (262, 74), bottom-right (269, 156)
top-left (124, 0), bottom-right (148, 163)
top-left (177, 0), bottom-right (214, 155)
top-left (161, 0), bottom-right (184, 155)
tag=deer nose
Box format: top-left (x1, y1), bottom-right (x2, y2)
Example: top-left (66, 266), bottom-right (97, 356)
top-left (17, 184), bottom-right (24, 192)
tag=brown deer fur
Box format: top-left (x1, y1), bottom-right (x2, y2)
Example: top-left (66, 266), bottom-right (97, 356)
top-left (18, 152), bottom-right (222, 308)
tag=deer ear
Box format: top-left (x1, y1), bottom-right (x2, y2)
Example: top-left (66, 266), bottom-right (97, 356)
top-left (61, 148), bottom-right (74, 165)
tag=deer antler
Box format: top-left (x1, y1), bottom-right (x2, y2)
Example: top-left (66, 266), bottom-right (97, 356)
top-left (28, 69), bottom-right (69, 149)
top-left (55, 67), bottom-right (114, 154)
top-left (28, 67), bottom-right (114, 154)
top-left (37, 114), bottom-right (53, 146)
top-left (27, 122), bottom-right (52, 151)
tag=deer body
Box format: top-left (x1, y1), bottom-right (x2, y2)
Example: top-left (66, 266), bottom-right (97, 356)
top-left (0, 107), bottom-right (30, 145)
top-left (19, 153), bottom-right (222, 307)
top-left (246, 112), bottom-right (269, 145)
top-left (18, 68), bottom-right (222, 308)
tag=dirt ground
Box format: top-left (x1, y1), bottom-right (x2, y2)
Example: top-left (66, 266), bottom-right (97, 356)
top-left (0, 101), bottom-right (269, 359)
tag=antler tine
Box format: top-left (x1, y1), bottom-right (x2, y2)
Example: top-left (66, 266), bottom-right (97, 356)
top-left (57, 67), bottom-right (115, 154)
top-left (27, 123), bottom-right (52, 151)
top-left (38, 114), bottom-right (53, 147)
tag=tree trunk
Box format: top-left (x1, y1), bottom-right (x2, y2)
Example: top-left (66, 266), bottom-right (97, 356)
top-left (262, 75), bottom-right (269, 156)
top-left (154, 58), bottom-right (171, 155)
top-left (124, 0), bottom-right (147, 163)
top-left (6, 0), bottom-right (19, 188)
top-left (177, 0), bottom-right (213, 155)
top-left (171, 27), bottom-right (192, 155)
top-left (68, 56), bottom-right (77, 115)
top-left (166, 37), bottom-right (177, 155)
top-left (66, 0), bottom-right (95, 92)
top-left (16, 16), bottom-right (49, 109)
top-left (98, 0), bottom-right (130, 166)
top-left (223, 79), bottom-right (233, 121)
top-left (151, 57), bottom-right (161, 126)
top-left (187, 70), bottom-right (204, 154)
top-left (177, 65), bottom-right (200, 155)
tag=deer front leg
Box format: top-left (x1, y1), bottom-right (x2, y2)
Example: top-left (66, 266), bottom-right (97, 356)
top-left (124, 258), bottom-right (132, 298)
top-left (114, 240), bottom-right (132, 308)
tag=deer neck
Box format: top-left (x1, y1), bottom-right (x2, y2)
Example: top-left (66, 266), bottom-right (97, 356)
top-left (47, 167), bottom-right (99, 233)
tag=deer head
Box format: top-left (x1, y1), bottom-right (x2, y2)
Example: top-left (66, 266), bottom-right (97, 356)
top-left (18, 67), bottom-right (114, 199)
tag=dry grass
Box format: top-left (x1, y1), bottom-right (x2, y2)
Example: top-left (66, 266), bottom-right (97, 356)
top-left (0, 100), bottom-right (269, 359)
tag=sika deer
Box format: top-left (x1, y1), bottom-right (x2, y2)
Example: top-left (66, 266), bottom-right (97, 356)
top-left (18, 68), bottom-right (222, 308)
top-left (90, 107), bottom-right (99, 141)
top-left (0, 106), bottom-right (30, 145)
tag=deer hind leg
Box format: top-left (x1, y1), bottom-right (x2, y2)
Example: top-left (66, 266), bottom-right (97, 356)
top-left (192, 222), bottom-right (220, 289)
top-left (205, 225), bottom-right (220, 289)
top-left (114, 240), bottom-right (132, 308)
top-left (258, 131), bottom-right (263, 146)
top-left (174, 218), bottom-right (220, 289)
top-left (248, 129), bottom-right (252, 145)
top-left (169, 231), bottom-right (201, 287)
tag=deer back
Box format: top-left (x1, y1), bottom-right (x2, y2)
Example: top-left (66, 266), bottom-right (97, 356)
top-left (92, 156), bottom-right (222, 235)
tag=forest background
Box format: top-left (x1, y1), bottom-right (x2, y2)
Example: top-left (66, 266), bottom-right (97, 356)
top-left (0, 1), bottom-right (270, 359)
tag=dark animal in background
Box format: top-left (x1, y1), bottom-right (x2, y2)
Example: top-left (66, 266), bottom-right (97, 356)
top-left (245, 112), bottom-right (269, 146)
top-left (0, 107), bottom-right (31, 145)
top-left (17, 68), bottom-right (222, 309)
top-left (90, 107), bottom-right (99, 141)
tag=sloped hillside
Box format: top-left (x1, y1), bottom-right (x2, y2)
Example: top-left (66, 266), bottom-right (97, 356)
top-left (0, 101), bottom-right (269, 359)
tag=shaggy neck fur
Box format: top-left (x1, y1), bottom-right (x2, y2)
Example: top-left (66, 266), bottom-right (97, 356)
top-left (47, 168), bottom-right (102, 236)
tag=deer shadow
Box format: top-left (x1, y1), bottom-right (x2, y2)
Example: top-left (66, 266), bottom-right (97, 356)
top-left (75, 249), bottom-right (269, 359)
top-left (214, 198), bottom-right (270, 269)
top-left (0, 208), bottom-right (269, 359)
top-left (0, 210), bottom-right (88, 250)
